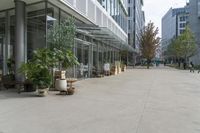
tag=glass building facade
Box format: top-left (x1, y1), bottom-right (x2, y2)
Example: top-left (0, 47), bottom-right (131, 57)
top-left (97, 0), bottom-right (128, 33)
top-left (162, 6), bottom-right (189, 59)
top-left (0, 0), bottom-right (125, 80)
top-left (127, 0), bottom-right (145, 64)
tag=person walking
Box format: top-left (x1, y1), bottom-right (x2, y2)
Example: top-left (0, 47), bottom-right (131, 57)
top-left (183, 61), bottom-right (187, 70)
top-left (189, 62), bottom-right (195, 73)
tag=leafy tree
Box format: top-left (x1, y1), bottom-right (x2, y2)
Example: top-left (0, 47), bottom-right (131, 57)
top-left (139, 22), bottom-right (160, 69)
top-left (178, 26), bottom-right (197, 61)
top-left (167, 26), bottom-right (197, 65)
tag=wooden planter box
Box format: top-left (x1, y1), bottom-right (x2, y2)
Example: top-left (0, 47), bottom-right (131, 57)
top-left (111, 66), bottom-right (118, 75)
top-left (122, 65), bottom-right (126, 72)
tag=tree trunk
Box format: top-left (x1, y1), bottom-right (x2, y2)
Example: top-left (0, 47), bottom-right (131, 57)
top-left (178, 58), bottom-right (181, 68)
top-left (147, 64), bottom-right (150, 69)
top-left (147, 59), bottom-right (151, 69)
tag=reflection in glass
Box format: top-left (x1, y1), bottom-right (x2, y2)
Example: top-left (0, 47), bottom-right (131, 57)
top-left (0, 12), bottom-right (5, 76)
top-left (27, 2), bottom-right (46, 59)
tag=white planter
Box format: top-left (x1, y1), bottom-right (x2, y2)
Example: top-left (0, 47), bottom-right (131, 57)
top-left (55, 79), bottom-right (67, 91)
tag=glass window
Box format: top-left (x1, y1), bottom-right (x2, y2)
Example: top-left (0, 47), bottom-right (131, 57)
top-left (128, 33), bottom-right (130, 44)
top-left (102, 0), bottom-right (107, 9)
top-left (128, 7), bottom-right (130, 16)
top-left (9, 10), bottom-right (15, 59)
top-left (111, 0), bottom-right (114, 16)
top-left (180, 23), bottom-right (186, 28)
top-left (180, 29), bottom-right (185, 34)
top-left (26, 2), bottom-right (46, 59)
top-left (93, 43), bottom-right (98, 68)
top-left (47, 3), bottom-right (59, 29)
top-left (0, 12), bottom-right (5, 76)
top-left (107, 0), bottom-right (111, 14)
top-left (180, 16), bottom-right (185, 21)
top-left (60, 10), bottom-right (70, 22)
top-left (128, 20), bottom-right (131, 30)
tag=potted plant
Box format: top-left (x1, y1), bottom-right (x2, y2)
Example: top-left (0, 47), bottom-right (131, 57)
top-left (48, 17), bottom-right (79, 91)
top-left (20, 63), bottom-right (52, 96)
top-left (2, 58), bottom-right (15, 89)
top-left (121, 62), bottom-right (127, 72)
top-left (54, 49), bottom-right (79, 91)
top-left (20, 48), bottom-right (54, 96)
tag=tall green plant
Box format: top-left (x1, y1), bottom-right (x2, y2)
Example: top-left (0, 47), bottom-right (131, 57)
top-left (47, 17), bottom-right (79, 70)
top-left (48, 17), bottom-right (76, 50)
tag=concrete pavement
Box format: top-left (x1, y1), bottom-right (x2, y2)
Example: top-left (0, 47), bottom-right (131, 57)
top-left (0, 67), bottom-right (200, 133)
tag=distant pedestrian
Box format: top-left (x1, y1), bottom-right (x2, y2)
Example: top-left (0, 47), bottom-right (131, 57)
top-left (164, 61), bottom-right (166, 66)
top-left (183, 62), bottom-right (187, 70)
top-left (189, 62), bottom-right (194, 73)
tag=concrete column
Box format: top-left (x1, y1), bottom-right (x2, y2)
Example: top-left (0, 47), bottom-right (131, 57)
top-left (97, 43), bottom-right (99, 71)
top-left (88, 44), bottom-right (93, 78)
top-left (4, 11), bottom-right (10, 75)
top-left (14, 0), bottom-right (26, 82)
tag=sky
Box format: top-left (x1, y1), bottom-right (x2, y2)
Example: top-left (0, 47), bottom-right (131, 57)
top-left (143, 0), bottom-right (187, 37)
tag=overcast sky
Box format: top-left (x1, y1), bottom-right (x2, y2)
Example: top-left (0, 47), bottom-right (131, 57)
top-left (143, 0), bottom-right (187, 37)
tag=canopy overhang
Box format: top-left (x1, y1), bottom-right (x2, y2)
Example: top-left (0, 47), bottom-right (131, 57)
top-left (77, 27), bottom-right (136, 52)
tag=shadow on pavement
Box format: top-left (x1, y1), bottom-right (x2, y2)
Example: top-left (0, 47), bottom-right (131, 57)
top-left (0, 89), bottom-right (39, 100)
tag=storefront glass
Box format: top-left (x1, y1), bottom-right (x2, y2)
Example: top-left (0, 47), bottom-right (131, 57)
top-left (0, 12), bottom-right (5, 76)
top-left (26, 2), bottom-right (46, 59)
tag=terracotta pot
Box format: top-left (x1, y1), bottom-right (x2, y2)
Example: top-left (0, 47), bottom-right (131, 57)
top-left (67, 87), bottom-right (75, 95)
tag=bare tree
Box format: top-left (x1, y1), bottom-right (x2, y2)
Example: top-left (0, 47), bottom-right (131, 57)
top-left (139, 22), bottom-right (160, 69)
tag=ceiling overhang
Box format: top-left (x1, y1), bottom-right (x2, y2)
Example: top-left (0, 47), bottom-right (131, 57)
top-left (77, 26), bottom-right (135, 52)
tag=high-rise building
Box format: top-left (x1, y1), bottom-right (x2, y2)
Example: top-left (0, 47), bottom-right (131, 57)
top-left (127, 0), bottom-right (145, 64)
top-left (0, 0), bottom-right (132, 80)
top-left (162, 6), bottom-right (189, 58)
top-left (189, 0), bottom-right (200, 64)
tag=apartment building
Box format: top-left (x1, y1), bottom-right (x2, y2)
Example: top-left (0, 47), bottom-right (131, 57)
top-left (189, 0), bottom-right (200, 64)
top-left (162, 6), bottom-right (189, 58)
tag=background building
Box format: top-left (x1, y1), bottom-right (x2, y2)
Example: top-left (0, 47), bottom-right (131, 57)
top-left (0, 0), bottom-right (132, 80)
top-left (161, 5), bottom-right (189, 59)
top-left (189, 0), bottom-right (200, 64)
top-left (127, 0), bottom-right (145, 64)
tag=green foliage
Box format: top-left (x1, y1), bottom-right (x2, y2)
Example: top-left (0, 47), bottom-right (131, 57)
top-left (7, 58), bottom-right (15, 74)
top-left (178, 26), bottom-right (197, 58)
top-left (20, 63), bottom-right (52, 89)
top-left (31, 48), bottom-right (57, 69)
top-left (167, 26), bottom-right (197, 60)
top-left (48, 17), bottom-right (76, 51)
top-left (167, 38), bottom-right (182, 58)
top-left (194, 65), bottom-right (200, 70)
top-left (20, 17), bottom-right (79, 89)
top-left (19, 48), bottom-right (54, 89)
top-left (47, 17), bottom-right (79, 69)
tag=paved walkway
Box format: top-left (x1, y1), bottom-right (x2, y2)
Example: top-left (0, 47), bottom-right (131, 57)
top-left (0, 67), bottom-right (200, 133)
